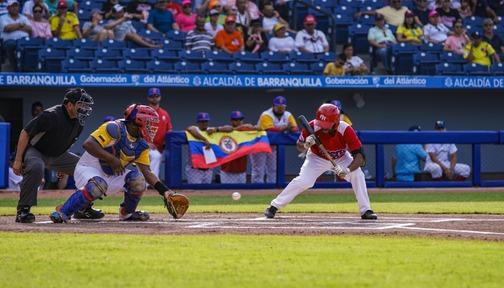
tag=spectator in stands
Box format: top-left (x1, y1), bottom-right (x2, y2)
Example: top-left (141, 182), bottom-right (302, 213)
top-left (464, 31), bottom-right (500, 66)
top-left (423, 10), bottom-right (451, 44)
top-left (472, 0), bottom-right (497, 21)
top-left (358, 0), bottom-right (410, 27)
top-left (82, 9), bottom-right (114, 42)
top-left (106, 4), bottom-right (161, 48)
top-left (0, 0), bottom-right (8, 17)
top-left (234, 0), bottom-right (251, 31)
top-left (444, 20), bottom-right (469, 54)
top-left (245, 18), bottom-right (267, 53)
top-left (482, 18), bottom-right (504, 54)
top-left (185, 15), bottom-right (214, 51)
top-left (488, 0), bottom-right (504, 16)
top-left (49, 0), bottom-right (81, 40)
top-left (102, 0), bottom-right (119, 20)
top-left (0, 0), bottom-right (32, 70)
top-left (413, 0), bottom-right (431, 25)
top-left (424, 120), bottom-right (471, 180)
top-left (23, 0), bottom-right (49, 20)
top-left (368, 14), bottom-right (396, 74)
top-left (29, 3), bottom-right (51, 39)
top-left (458, 0), bottom-right (474, 17)
top-left (261, 3), bottom-right (287, 34)
top-left (436, 0), bottom-right (461, 28)
top-left (396, 11), bottom-right (424, 45)
top-left (31, 101), bottom-right (43, 118)
top-left (233, 0), bottom-right (260, 20)
top-left (340, 43), bottom-right (368, 75)
top-left (214, 15), bottom-right (244, 53)
top-left (323, 54), bottom-right (346, 76)
top-left (147, 0), bottom-right (178, 34)
top-left (204, 8), bottom-right (223, 37)
top-left (126, 0), bottom-right (152, 23)
top-left (392, 125), bottom-right (428, 182)
top-left (166, 0), bottom-right (182, 17)
top-left (176, 0), bottom-right (196, 32)
top-left (295, 15), bottom-right (329, 53)
top-left (268, 22), bottom-right (295, 52)
top-left (45, 0), bottom-right (76, 15)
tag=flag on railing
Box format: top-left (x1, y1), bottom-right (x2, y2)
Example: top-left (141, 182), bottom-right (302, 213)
top-left (186, 130), bottom-right (272, 169)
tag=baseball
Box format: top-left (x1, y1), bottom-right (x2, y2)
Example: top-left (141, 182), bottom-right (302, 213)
top-left (232, 192), bottom-right (241, 201)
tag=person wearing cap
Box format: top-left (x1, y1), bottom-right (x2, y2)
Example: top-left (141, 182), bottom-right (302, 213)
top-left (268, 22), bottom-right (295, 52)
top-left (424, 121), bottom-right (471, 181)
top-left (368, 14), bottom-right (396, 73)
top-left (147, 0), bottom-right (178, 34)
top-left (396, 11), bottom-right (423, 45)
top-left (29, 3), bottom-right (51, 39)
top-left (234, 0), bottom-right (251, 29)
top-left (261, 3), bottom-right (287, 34)
top-left (245, 18), bottom-right (267, 53)
top-left (102, 0), bottom-right (119, 19)
top-left (175, 0), bottom-right (196, 32)
top-left (186, 15), bottom-right (214, 51)
top-left (165, 0), bottom-right (182, 17)
top-left (482, 18), bottom-right (504, 54)
top-left (45, 0), bottom-right (76, 15)
top-left (295, 14), bottom-right (329, 53)
top-left (423, 10), bottom-right (450, 44)
top-left (204, 7), bottom-right (223, 37)
top-left (357, 0), bottom-right (410, 27)
top-left (0, 0), bottom-right (32, 69)
top-left (49, 0), bottom-right (81, 40)
top-left (22, 0), bottom-right (49, 20)
top-left (214, 14), bottom-right (244, 53)
top-left (464, 31), bottom-right (500, 66)
top-left (82, 8), bottom-right (114, 41)
top-left (436, 0), bottom-right (461, 28)
top-left (251, 96), bottom-right (298, 184)
top-left (444, 19), bottom-right (469, 55)
top-left (105, 4), bottom-right (161, 48)
top-left (219, 111), bottom-right (258, 184)
top-left (13, 88), bottom-right (95, 223)
top-left (144, 88), bottom-right (173, 178)
top-left (125, 0), bottom-right (152, 23)
top-left (392, 125), bottom-right (428, 182)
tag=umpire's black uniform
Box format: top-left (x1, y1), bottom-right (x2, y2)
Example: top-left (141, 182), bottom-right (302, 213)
top-left (15, 89), bottom-right (93, 223)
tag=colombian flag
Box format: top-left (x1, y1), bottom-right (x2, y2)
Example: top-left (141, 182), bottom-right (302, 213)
top-left (186, 130), bottom-right (272, 169)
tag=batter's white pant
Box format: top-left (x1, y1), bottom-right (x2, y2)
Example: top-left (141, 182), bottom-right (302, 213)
top-left (149, 148), bottom-right (162, 178)
top-left (220, 171), bottom-right (246, 184)
top-left (424, 162), bottom-right (471, 179)
top-left (250, 147), bottom-right (276, 183)
top-left (185, 165), bottom-right (213, 184)
top-left (271, 151), bottom-right (372, 215)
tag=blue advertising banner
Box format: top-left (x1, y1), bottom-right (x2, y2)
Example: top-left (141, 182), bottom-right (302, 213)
top-left (1, 73), bottom-right (504, 89)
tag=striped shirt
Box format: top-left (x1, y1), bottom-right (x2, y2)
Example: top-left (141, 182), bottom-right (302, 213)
top-left (185, 29), bottom-right (214, 52)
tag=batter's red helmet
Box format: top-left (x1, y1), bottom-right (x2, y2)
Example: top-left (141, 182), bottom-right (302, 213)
top-left (124, 104), bottom-right (160, 142)
top-left (315, 104), bottom-right (340, 129)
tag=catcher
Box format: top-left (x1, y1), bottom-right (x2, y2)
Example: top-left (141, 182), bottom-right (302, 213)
top-left (50, 104), bottom-right (188, 223)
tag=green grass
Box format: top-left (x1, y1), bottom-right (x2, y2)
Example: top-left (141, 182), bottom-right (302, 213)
top-left (1, 191), bottom-right (504, 215)
top-left (0, 232), bottom-right (503, 288)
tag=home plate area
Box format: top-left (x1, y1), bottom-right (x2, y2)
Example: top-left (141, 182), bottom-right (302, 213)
top-left (15, 213), bottom-right (504, 240)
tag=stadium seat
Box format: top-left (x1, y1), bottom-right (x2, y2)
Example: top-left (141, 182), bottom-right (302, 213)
top-left (283, 62), bottom-right (311, 74)
top-left (289, 51), bottom-right (318, 63)
top-left (413, 52), bottom-right (440, 75)
top-left (202, 61), bottom-right (228, 73)
top-left (16, 37), bottom-right (45, 71)
top-left (90, 59), bottom-right (121, 73)
top-left (180, 50), bottom-right (207, 62)
top-left (435, 62), bottom-right (464, 75)
top-left (101, 39), bottom-right (126, 50)
top-left (261, 51), bottom-right (290, 63)
top-left (167, 30), bottom-right (187, 42)
top-left (359, 14), bottom-right (375, 26)
top-left (229, 61), bottom-right (257, 74)
top-left (392, 43), bottom-right (419, 75)
top-left (175, 61), bottom-right (201, 73)
top-left (440, 52), bottom-right (467, 64)
top-left (334, 5), bottom-right (356, 16)
top-left (72, 38), bottom-right (99, 50)
top-left (317, 51), bottom-right (335, 63)
top-left (118, 59), bottom-right (149, 73)
top-left (420, 42), bottom-right (444, 54)
top-left (491, 63), bottom-right (504, 75)
top-left (348, 24), bottom-right (371, 54)
top-left (67, 48), bottom-right (95, 60)
top-left (463, 63), bottom-right (491, 75)
top-left (234, 51), bottom-right (262, 63)
top-left (162, 39), bottom-right (184, 50)
top-left (95, 48), bottom-right (123, 60)
top-left (311, 62), bottom-right (326, 74)
top-left (77, 9), bottom-right (91, 22)
top-left (339, 0), bottom-right (363, 10)
top-left (146, 60), bottom-right (177, 73)
top-left (334, 14), bottom-right (353, 44)
top-left (38, 47), bottom-right (66, 72)
top-left (365, 0), bottom-right (387, 9)
top-left (151, 49), bottom-right (179, 62)
top-left (464, 16), bottom-right (484, 29)
top-left (123, 48), bottom-right (152, 61)
top-left (138, 30), bottom-right (164, 43)
top-left (62, 59), bottom-right (92, 73)
top-left (46, 37), bottom-right (73, 50)
top-left (256, 62), bottom-right (285, 74)
top-left (207, 50), bottom-right (234, 63)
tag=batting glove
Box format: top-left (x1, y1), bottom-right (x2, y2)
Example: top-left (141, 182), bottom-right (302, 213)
top-left (303, 135), bottom-right (317, 149)
top-left (332, 165), bottom-right (350, 178)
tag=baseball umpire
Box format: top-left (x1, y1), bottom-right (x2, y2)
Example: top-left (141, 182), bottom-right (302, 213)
top-left (12, 88), bottom-right (94, 223)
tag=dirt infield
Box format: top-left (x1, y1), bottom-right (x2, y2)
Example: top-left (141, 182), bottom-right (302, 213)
top-left (1, 213), bottom-right (504, 241)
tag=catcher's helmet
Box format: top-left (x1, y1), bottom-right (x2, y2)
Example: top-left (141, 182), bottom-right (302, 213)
top-left (124, 104), bottom-right (160, 142)
top-left (63, 88), bottom-right (94, 126)
top-left (315, 103), bottom-right (340, 129)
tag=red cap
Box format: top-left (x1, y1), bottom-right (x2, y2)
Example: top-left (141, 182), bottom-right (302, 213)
top-left (304, 15), bottom-right (317, 24)
top-left (57, 0), bottom-right (68, 9)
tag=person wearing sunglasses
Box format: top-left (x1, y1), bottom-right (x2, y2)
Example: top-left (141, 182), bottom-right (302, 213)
top-left (481, 18), bottom-right (504, 54)
top-left (368, 14), bottom-right (397, 74)
top-left (29, 3), bottom-right (51, 38)
top-left (443, 19), bottom-right (469, 54)
top-left (22, 0), bottom-right (49, 20)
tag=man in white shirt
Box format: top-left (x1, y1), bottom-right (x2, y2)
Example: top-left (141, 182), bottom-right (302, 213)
top-left (0, 0), bottom-right (32, 70)
top-left (204, 8), bottom-right (223, 37)
top-left (424, 120), bottom-right (471, 180)
top-left (268, 22), bottom-right (295, 52)
top-left (295, 15), bottom-right (329, 53)
top-left (423, 10), bottom-right (451, 44)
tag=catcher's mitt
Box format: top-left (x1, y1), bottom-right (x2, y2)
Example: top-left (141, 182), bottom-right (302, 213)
top-left (163, 193), bottom-right (189, 219)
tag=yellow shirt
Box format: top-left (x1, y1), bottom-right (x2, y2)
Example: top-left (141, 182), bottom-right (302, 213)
top-left (49, 12), bottom-right (79, 40)
top-left (464, 41), bottom-right (496, 66)
top-left (376, 6), bottom-right (409, 27)
top-left (324, 62), bottom-right (345, 76)
top-left (396, 25), bottom-right (423, 41)
top-left (258, 108), bottom-right (297, 131)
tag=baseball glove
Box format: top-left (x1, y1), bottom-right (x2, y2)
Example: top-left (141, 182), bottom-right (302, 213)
top-left (163, 192), bottom-right (189, 219)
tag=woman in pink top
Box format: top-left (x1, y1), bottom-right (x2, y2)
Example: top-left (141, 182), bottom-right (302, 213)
top-left (443, 20), bottom-right (469, 55)
top-left (176, 0), bottom-right (196, 32)
top-left (30, 3), bottom-right (52, 39)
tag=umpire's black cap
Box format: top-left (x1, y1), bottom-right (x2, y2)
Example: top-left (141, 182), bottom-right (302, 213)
top-left (63, 88), bottom-right (93, 105)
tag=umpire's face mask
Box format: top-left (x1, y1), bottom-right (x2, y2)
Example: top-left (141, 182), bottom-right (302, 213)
top-left (75, 99), bottom-right (94, 126)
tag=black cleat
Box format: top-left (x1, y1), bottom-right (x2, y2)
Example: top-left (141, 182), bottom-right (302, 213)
top-left (361, 210), bottom-right (378, 220)
top-left (120, 210), bottom-right (150, 221)
top-left (73, 203), bottom-right (105, 220)
top-left (264, 206), bottom-right (278, 219)
top-left (15, 207), bottom-right (35, 223)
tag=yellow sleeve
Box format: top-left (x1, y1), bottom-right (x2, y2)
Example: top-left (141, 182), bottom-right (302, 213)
top-left (288, 114), bottom-right (298, 128)
top-left (486, 43), bottom-right (496, 55)
top-left (135, 148), bottom-right (150, 166)
top-left (323, 63), bottom-right (333, 75)
top-left (463, 43), bottom-right (471, 59)
top-left (49, 16), bottom-right (58, 31)
top-left (396, 25), bottom-right (405, 35)
top-left (417, 27), bottom-right (423, 37)
top-left (70, 13), bottom-right (79, 26)
top-left (258, 114), bottom-right (274, 130)
top-left (343, 114), bottom-right (352, 126)
top-left (90, 122), bottom-right (119, 148)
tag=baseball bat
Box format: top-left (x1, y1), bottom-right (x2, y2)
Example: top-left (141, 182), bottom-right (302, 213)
top-left (297, 115), bottom-right (340, 169)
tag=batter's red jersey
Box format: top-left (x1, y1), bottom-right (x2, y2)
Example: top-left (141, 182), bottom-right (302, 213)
top-left (298, 120), bottom-right (362, 160)
top-left (152, 106), bottom-right (172, 152)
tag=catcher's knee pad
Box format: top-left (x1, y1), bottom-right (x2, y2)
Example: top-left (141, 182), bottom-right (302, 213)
top-left (84, 176), bottom-right (108, 200)
top-left (59, 176), bottom-right (107, 217)
top-left (121, 170), bottom-right (146, 214)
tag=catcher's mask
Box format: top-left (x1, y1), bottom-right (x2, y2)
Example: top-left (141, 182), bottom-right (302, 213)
top-left (124, 104), bottom-right (160, 142)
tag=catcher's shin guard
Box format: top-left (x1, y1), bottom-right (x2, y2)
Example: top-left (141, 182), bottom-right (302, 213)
top-left (120, 170), bottom-right (146, 215)
top-left (58, 177), bottom-right (108, 218)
